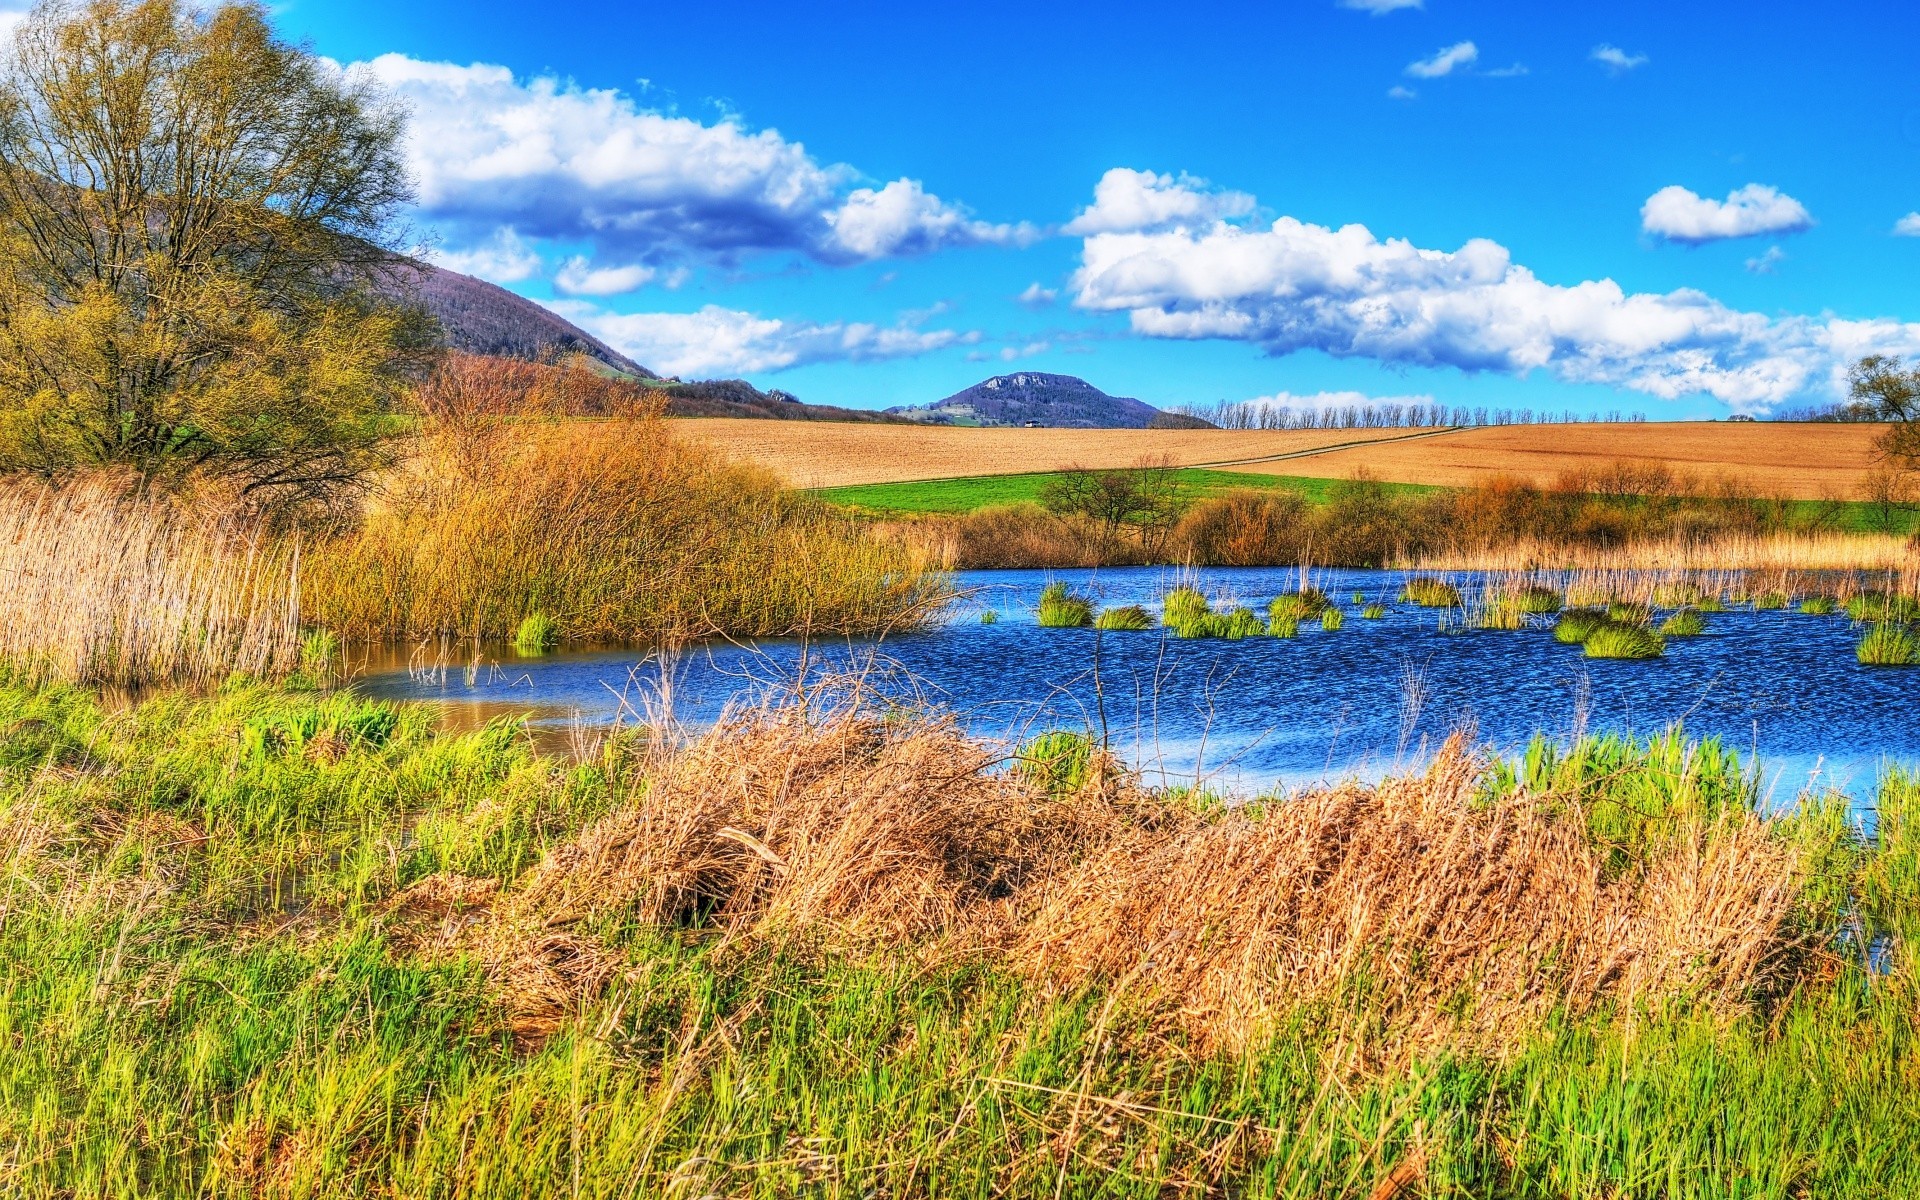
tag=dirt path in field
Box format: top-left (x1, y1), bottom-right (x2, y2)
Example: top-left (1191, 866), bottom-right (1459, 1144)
top-left (1190, 426), bottom-right (1466, 470)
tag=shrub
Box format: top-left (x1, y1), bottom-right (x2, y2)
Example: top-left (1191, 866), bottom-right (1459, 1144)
top-left (1585, 621), bottom-right (1666, 659)
top-left (1401, 577), bottom-right (1462, 608)
top-left (1659, 608), bottom-right (1706, 637)
top-left (1858, 623), bottom-right (1920, 666)
top-left (1036, 583), bottom-right (1094, 628)
top-left (1093, 604), bottom-right (1154, 631)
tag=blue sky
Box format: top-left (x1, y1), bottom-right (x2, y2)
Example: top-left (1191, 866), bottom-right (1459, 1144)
top-left (259, 0), bottom-right (1920, 417)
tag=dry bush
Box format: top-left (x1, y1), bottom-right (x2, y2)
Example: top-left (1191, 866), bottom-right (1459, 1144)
top-left (1020, 737), bottom-right (1808, 1053)
top-left (880, 503), bottom-right (1109, 570)
top-left (0, 474), bottom-right (299, 685)
top-left (305, 417), bottom-right (943, 641)
top-left (1171, 490), bottom-right (1312, 566)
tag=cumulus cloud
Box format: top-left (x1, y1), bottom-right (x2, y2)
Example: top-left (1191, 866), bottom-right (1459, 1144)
top-left (1016, 282), bottom-right (1059, 308)
top-left (1744, 246), bottom-right (1786, 275)
top-left (1241, 390), bottom-right (1437, 413)
top-left (1406, 41), bottom-right (1477, 79)
top-left (1641, 184), bottom-right (1813, 244)
top-left (556, 303), bottom-right (972, 377)
top-left (826, 179), bottom-right (1034, 259)
top-left (1063, 168), bottom-right (1255, 236)
top-left (1894, 213), bottom-right (1920, 237)
top-left (1339, 0), bottom-right (1422, 13)
top-left (358, 53), bottom-right (1019, 281)
top-left (422, 227), bottom-right (543, 283)
top-left (553, 257), bottom-right (656, 296)
top-left (1387, 85), bottom-right (1418, 101)
top-left (1068, 175), bottom-right (1920, 411)
top-left (1591, 44), bottom-right (1649, 73)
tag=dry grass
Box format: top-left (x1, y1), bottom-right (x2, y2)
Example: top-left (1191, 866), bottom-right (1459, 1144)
top-left (0, 474), bottom-right (299, 685)
top-left (675, 419), bottom-right (1424, 488)
top-left (1413, 530), bottom-right (1920, 574)
top-left (304, 417), bottom-right (946, 642)
top-left (1218, 421), bottom-right (1885, 500)
top-left (443, 701), bottom-right (1814, 1054)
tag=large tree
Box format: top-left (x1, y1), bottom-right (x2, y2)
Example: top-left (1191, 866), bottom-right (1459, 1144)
top-left (0, 0), bottom-right (429, 499)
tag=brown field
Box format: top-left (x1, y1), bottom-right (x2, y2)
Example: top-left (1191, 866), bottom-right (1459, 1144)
top-left (1215, 421), bottom-right (1882, 500)
top-left (674, 420), bottom-right (1439, 488)
top-left (677, 417), bottom-right (1887, 500)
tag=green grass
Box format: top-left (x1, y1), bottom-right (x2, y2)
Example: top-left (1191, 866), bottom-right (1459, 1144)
top-left (1361, 603), bottom-right (1388, 619)
top-left (1848, 592), bottom-right (1920, 623)
top-left (1584, 621), bottom-right (1666, 659)
top-left (1267, 588), bottom-right (1330, 623)
top-left (1319, 606), bottom-right (1345, 632)
top-left (1553, 608), bottom-right (1607, 644)
top-left (1858, 623), bottom-right (1920, 666)
top-left (1799, 596), bottom-right (1838, 615)
top-left (1037, 582), bottom-right (1094, 628)
top-left (1093, 604), bottom-right (1154, 631)
top-left (5, 682), bottom-right (1920, 1196)
top-left (1400, 577), bottom-right (1463, 608)
top-left (1161, 586), bottom-right (1211, 628)
top-left (1659, 608), bottom-right (1708, 637)
top-left (814, 469), bottom-right (1439, 515)
top-left (512, 611), bottom-right (559, 654)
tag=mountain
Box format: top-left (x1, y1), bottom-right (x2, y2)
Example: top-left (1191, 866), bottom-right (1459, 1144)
top-left (887, 372), bottom-right (1167, 429)
top-left (406, 263), bottom-right (656, 378)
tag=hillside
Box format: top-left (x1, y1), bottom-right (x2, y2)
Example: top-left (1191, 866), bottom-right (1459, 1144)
top-left (888, 372), bottom-right (1164, 429)
top-left (405, 264), bottom-right (655, 377)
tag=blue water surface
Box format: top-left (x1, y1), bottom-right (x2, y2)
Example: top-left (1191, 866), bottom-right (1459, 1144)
top-left (353, 567), bottom-right (1920, 803)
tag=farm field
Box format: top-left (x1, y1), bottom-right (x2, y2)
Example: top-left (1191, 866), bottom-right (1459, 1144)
top-left (680, 417), bottom-right (1887, 500)
top-left (673, 418), bottom-right (1430, 487)
top-left (813, 467), bottom-right (1437, 513)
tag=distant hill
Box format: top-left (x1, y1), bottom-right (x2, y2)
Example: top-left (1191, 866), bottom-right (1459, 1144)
top-left (887, 373), bottom-right (1169, 429)
top-left (405, 263), bottom-right (655, 378)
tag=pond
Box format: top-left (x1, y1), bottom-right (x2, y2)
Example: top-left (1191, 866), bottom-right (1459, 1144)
top-left (352, 567), bottom-right (1920, 804)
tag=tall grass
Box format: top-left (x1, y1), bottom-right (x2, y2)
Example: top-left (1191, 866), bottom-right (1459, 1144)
top-left (3, 683), bottom-right (1919, 1195)
top-left (0, 475), bottom-right (300, 684)
top-left (1037, 583), bottom-right (1095, 628)
top-left (305, 418), bottom-right (944, 643)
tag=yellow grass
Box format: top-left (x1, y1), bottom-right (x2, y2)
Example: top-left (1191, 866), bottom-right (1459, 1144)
top-left (0, 475), bottom-right (300, 685)
top-left (674, 419), bottom-right (1425, 488)
top-left (1413, 530), bottom-right (1920, 575)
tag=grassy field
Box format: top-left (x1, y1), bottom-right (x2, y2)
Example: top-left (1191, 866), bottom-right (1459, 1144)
top-left (5, 678), bottom-right (1920, 1197)
top-left (681, 418), bottom-right (1887, 501)
top-left (815, 467), bottom-right (1439, 514)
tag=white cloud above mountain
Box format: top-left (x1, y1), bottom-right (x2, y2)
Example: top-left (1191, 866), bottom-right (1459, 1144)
top-left (1641, 184), bottom-right (1813, 243)
top-left (358, 53), bottom-right (1020, 284)
top-left (422, 227), bottom-right (543, 282)
top-left (1405, 42), bottom-right (1477, 79)
top-left (1068, 172), bottom-right (1920, 411)
top-left (1063, 168), bottom-right (1255, 235)
top-left (553, 303), bottom-right (973, 377)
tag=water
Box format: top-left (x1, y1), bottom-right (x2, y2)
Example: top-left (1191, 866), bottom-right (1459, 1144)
top-left (353, 567), bottom-right (1920, 803)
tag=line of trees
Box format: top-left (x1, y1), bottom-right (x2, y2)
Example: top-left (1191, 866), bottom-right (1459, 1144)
top-left (1169, 401), bottom-right (1653, 431)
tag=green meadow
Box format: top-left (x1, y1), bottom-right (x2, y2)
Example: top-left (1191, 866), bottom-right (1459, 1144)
top-left (813, 468), bottom-right (1439, 514)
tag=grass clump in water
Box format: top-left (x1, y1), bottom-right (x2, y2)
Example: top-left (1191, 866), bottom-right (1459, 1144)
top-left (1092, 604), bottom-right (1153, 631)
top-left (1553, 608), bottom-right (1607, 644)
top-left (1799, 596), bottom-right (1838, 615)
top-left (1268, 613), bottom-right (1300, 638)
top-left (1361, 603), bottom-right (1387, 619)
top-left (1319, 607), bottom-right (1345, 632)
top-left (1218, 606), bottom-right (1267, 640)
top-left (1267, 588), bottom-right (1330, 623)
top-left (1752, 591), bottom-right (1789, 611)
top-left (1652, 581), bottom-right (1705, 608)
top-left (1659, 608), bottom-right (1707, 637)
top-left (1606, 600), bottom-right (1653, 626)
top-left (1161, 586), bottom-right (1211, 628)
top-left (1847, 592), bottom-right (1920, 623)
top-left (1585, 621), bottom-right (1666, 659)
top-left (1400, 576), bottom-right (1462, 608)
top-left (1857, 623), bottom-right (1920, 666)
top-left (513, 612), bottom-right (560, 655)
top-left (979, 608), bottom-right (998, 625)
top-left (1036, 583), bottom-right (1094, 628)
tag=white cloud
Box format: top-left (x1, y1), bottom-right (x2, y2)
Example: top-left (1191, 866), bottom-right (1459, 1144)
top-left (1242, 390), bottom-right (1437, 412)
top-left (558, 303), bottom-right (971, 377)
top-left (1387, 85), bottom-right (1418, 101)
top-left (1894, 213), bottom-right (1920, 237)
top-left (826, 178), bottom-right (1033, 259)
top-left (1016, 282), bottom-right (1059, 308)
top-left (357, 53), bottom-right (1017, 279)
top-left (1744, 246), bottom-right (1786, 275)
top-left (1406, 41), bottom-right (1477, 79)
top-left (1063, 168), bottom-right (1255, 236)
top-left (553, 257), bottom-right (656, 296)
top-left (422, 227), bottom-right (543, 283)
top-left (1641, 184), bottom-right (1813, 244)
top-left (1339, 0), bottom-right (1422, 13)
top-left (1591, 44), bottom-right (1649, 73)
top-left (1068, 175), bottom-right (1920, 412)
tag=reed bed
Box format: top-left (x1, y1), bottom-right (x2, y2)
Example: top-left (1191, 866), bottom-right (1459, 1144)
top-left (1415, 530), bottom-right (1920, 575)
top-left (0, 475), bottom-right (300, 684)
